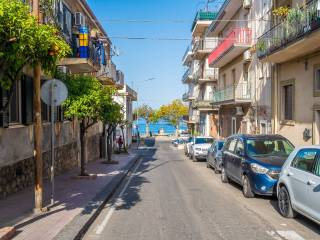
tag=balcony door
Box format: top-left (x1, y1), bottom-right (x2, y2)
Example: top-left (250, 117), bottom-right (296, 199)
top-left (231, 117), bottom-right (237, 135)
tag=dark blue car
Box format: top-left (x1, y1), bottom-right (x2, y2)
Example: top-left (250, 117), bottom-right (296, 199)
top-left (221, 134), bottom-right (294, 198)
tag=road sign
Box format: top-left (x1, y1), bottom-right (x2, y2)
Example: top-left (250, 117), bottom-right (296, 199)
top-left (41, 79), bottom-right (68, 106)
top-left (40, 79), bottom-right (68, 207)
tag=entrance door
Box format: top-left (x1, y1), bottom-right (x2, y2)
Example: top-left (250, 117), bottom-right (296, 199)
top-left (314, 110), bottom-right (320, 144)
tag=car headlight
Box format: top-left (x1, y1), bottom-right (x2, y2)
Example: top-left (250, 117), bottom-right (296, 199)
top-left (250, 163), bottom-right (269, 174)
top-left (267, 169), bottom-right (281, 180)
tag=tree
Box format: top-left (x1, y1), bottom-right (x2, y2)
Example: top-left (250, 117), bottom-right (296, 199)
top-left (101, 101), bottom-right (123, 162)
top-left (0, 0), bottom-right (70, 112)
top-left (154, 99), bottom-right (188, 135)
top-left (133, 104), bottom-right (155, 137)
top-left (62, 73), bottom-right (116, 176)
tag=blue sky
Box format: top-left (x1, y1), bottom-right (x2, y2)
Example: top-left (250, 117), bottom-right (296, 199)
top-left (87, 0), bottom-right (221, 109)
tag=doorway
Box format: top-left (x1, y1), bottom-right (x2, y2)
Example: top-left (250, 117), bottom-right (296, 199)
top-left (314, 110), bottom-right (320, 144)
top-left (231, 117), bottom-right (237, 135)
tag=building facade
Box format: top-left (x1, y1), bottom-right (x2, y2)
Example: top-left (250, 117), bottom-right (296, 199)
top-left (0, 0), bottom-right (132, 198)
top-left (257, 0), bottom-right (320, 146)
top-left (182, 11), bottom-right (219, 137)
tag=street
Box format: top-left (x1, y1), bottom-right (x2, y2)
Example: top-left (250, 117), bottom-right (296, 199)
top-left (83, 138), bottom-right (320, 240)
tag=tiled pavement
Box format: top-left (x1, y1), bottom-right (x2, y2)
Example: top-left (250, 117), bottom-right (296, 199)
top-left (0, 149), bottom-right (138, 240)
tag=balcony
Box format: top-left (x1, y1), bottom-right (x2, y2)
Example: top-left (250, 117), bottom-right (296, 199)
top-left (192, 100), bottom-right (217, 111)
top-left (182, 92), bottom-right (196, 102)
top-left (125, 85), bottom-right (138, 101)
top-left (194, 67), bottom-right (219, 84)
top-left (182, 46), bottom-right (193, 66)
top-left (193, 38), bottom-right (219, 60)
top-left (58, 39), bottom-right (101, 74)
top-left (181, 69), bottom-right (193, 84)
top-left (192, 11), bottom-right (217, 37)
top-left (207, 0), bottom-right (243, 36)
top-left (208, 28), bottom-right (252, 68)
top-left (257, 0), bottom-right (320, 63)
top-left (97, 61), bottom-right (117, 85)
top-left (213, 83), bottom-right (251, 105)
top-left (115, 70), bottom-right (125, 90)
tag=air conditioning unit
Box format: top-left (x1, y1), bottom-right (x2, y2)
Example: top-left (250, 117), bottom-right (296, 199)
top-left (243, 0), bottom-right (252, 9)
top-left (243, 50), bottom-right (252, 62)
top-left (57, 66), bottom-right (68, 74)
top-left (75, 12), bottom-right (86, 26)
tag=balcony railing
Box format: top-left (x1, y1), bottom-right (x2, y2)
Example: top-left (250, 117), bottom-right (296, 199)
top-left (182, 46), bottom-right (192, 64)
top-left (203, 67), bottom-right (219, 80)
top-left (182, 69), bottom-right (193, 83)
top-left (71, 40), bottom-right (101, 69)
top-left (257, 0), bottom-right (320, 59)
top-left (182, 92), bottom-right (196, 101)
top-left (193, 38), bottom-right (219, 52)
top-left (208, 28), bottom-right (252, 65)
top-left (116, 70), bottom-right (125, 88)
top-left (192, 100), bottom-right (215, 110)
top-left (213, 83), bottom-right (251, 103)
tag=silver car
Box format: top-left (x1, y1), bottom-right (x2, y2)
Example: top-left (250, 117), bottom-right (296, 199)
top-left (206, 140), bottom-right (225, 173)
top-left (277, 146), bottom-right (320, 225)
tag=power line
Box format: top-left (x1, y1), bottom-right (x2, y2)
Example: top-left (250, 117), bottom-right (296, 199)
top-left (95, 19), bottom-right (270, 24)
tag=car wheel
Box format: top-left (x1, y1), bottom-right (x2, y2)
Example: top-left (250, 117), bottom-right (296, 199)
top-left (206, 161), bottom-right (211, 168)
top-left (278, 186), bottom-right (296, 218)
top-left (192, 155), bottom-right (198, 162)
top-left (213, 159), bottom-right (220, 174)
top-left (242, 175), bottom-right (255, 198)
top-left (221, 166), bottom-right (229, 183)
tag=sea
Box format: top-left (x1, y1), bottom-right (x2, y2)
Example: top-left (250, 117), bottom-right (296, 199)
top-left (133, 118), bottom-right (187, 136)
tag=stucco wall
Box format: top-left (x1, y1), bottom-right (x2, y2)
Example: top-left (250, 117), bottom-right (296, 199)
top-left (275, 55), bottom-right (320, 146)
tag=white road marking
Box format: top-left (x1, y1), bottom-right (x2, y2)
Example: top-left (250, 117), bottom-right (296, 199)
top-left (95, 158), bottom-right (143, 235)
top-left (266, 230), bottom-right (305, 240)
top-left (277, 231), bottom-right (305, 240)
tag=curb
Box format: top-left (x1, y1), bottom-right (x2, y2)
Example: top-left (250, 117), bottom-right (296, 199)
top-left (0, 227), bottom-right (16, 240)
top-left (53, 153), bottom-right (141, 240)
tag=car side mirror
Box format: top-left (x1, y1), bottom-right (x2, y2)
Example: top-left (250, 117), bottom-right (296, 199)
top-left (236, 149), bottom-right (244, 157)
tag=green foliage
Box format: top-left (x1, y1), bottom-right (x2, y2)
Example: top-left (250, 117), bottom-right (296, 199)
top-left (133, 104), bottom-right (155, 123)
top-left (272, 6), bottom-right (290, 18)
top-left (0, 0), bottom-right (70, 90)
top-left (60, 73), bottom-right (117, 126)
top-left (154, 99), bottom-right (188, 128)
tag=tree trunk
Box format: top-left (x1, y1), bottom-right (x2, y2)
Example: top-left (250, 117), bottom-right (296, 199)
top-left (121, 126), bottom-right (127, 152)
top-left (106, 126), bottom-right (113, 162)
top-left (175, 125), bottom-right (179, 137)
top-left (80, 121), bottom-right (88, 176)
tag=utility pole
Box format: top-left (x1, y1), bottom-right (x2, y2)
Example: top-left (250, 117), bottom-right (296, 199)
top-left (33, 0), bottom-right (43, 212)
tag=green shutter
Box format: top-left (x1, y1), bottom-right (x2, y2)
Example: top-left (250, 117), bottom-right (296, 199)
top-left (0, 87), bottom-right (9, 128)
top-left (21, 76), bottom-right (34, 125)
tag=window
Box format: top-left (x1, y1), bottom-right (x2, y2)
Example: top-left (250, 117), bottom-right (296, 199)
top-left (222, 74), bottom-right (227, 89)
top-left (228, 139), bottom-right (237, 153)
top-left (292, 149), bottom-right (319, 173)
top-left (314, 66), bottom-right (320, 95)
top-left (63, 4), bottom-right (72, 37)
top-left (243, 63), bottom-right (249, 83)
top-left (42, 101), bottom-right (50, 122)
top-left (9, 82), bottom-right (21, 124)
top-left (235, 140), bottom-right (244, 155)
top-left (231, 117), bottom-right (237, 135)
top-left (247, 139), bottom-right (294, 158)
top-left (281, 83), bottom-right (294, 121)
top-left (314, 158), bottom-right (320, 176)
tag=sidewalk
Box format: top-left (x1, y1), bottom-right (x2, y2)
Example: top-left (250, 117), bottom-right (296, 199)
top-left (0, 149), bottom-right (139, 240)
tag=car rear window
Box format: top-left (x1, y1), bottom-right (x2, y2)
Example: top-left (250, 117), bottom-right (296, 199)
top-left (246, 139), bottom-right (294, 157)
top-left (195, 138), bottom-right (214, 144)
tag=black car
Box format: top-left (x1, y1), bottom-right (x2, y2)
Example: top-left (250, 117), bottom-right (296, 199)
top-left (221, 134), bottom-right (294, 198)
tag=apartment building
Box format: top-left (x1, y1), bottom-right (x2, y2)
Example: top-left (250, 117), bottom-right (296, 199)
top-left (182, 10), bottom-right (219, 137)
top-left (206, 0), bottom-right (273, 138)
top-left (114, 84), bottom-right (138, 148)
top-left (257, 0), bottom-right (320, 146)
top-left (0, 0), bottom-right (125, 198)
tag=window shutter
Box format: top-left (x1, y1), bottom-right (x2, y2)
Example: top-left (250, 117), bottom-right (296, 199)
top-left (21, 76), bottom-right (34, 125)
top-left (0, 87), bottom-right (9, 128)
top-left (57, 106), bottom-right (65, 122)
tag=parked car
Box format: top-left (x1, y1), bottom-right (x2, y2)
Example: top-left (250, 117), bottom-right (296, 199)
top-left (190, 136), bottom-right (214, 162)
top-left (206, 140), bottom-right (225, 173)
top-left (184, 137), bottom-right (193, 156)
top-left (277, 146), bottom-right (320, 224)
top-left (221, 134), bottom-right (294, 198)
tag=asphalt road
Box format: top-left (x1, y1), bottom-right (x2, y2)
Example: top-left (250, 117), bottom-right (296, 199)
top-left (83, 138), bottom-right (320, 240)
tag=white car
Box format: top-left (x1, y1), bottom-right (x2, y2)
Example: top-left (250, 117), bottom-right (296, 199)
top-left (184, 137), bottom-right (193, 156)
top-left (277, 146), bottom-right (320, 225)
top-left (189, 136), bottom-right (214, 162)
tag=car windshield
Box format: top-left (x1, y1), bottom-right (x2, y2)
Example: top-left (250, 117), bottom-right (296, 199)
top-left (188, 137), bottom-right (193, 142)
top-left (195, 138), bottom-right (214, 144)
top-left (246, 139), bottom-right (294, 157)
top-left (217, 142), bottom-right (225, 150)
